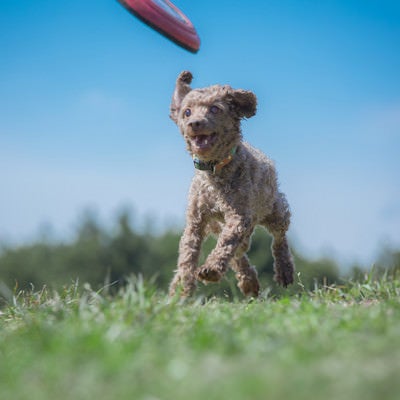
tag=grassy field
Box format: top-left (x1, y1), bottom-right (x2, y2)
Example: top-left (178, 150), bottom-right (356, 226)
top-left (1, 273), bottom-right (400, 400)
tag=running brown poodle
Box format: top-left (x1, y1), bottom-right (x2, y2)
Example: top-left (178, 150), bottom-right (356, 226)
top-left (169, 71), bottom-right (295, 297)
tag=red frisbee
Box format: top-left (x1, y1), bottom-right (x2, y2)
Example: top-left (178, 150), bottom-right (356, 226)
top-left (118, 0), bottom-right (200, 53)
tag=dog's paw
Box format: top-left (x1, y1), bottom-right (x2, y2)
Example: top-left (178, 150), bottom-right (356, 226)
top-left (274, 261), bottom-right (295, 287)
top-left (197, 266), bottom-right (222, 283)
top-left (238, 278), bottom-right (260, 297)
top-left (236, 267), bottom-right (260, 297)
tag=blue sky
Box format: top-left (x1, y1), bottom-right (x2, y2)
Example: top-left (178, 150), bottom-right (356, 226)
top-left (1, 0), bottom-right (399, 266)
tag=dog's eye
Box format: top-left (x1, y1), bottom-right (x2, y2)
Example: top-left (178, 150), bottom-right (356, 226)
top-left (210, 105), bottom-right (220, 114)
top-left (184, 108), bottom-right (191, 117)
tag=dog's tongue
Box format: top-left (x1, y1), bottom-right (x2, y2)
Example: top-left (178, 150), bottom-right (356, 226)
top-left (194, 135), bottom-right (210, 148)
top-left (194, 133), bottom-right (217, 151)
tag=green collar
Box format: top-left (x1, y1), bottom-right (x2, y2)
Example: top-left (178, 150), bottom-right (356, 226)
top-left (193, 146), bottom-right (237, 174)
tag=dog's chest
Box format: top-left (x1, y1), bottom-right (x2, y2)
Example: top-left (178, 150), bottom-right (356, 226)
top-left (194, 175), bottom-right (245, 214)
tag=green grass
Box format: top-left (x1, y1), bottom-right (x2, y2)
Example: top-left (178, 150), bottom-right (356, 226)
top-left (1, 274), bottom-right (400, 400)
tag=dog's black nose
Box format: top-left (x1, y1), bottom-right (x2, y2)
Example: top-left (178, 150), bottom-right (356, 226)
top-left (189, 119), bottom-right (206, 131)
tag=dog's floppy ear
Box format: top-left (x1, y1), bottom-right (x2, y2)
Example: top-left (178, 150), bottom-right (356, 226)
top-left (170, 71), bottom-right (193, 123)
top-left (229, 89), bottom-right (257, 119)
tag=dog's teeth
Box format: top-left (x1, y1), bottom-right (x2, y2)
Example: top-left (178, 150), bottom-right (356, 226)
top-left (204, 139), bottom-right (208, 145)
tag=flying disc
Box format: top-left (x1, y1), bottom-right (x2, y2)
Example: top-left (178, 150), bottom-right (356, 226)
top-left (118, 0), bottom-right (200, 53)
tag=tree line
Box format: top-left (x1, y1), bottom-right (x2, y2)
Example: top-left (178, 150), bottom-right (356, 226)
top-left (0, 210), bottom-right (398, 302)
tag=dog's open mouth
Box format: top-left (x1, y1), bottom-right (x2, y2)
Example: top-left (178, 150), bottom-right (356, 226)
top-left (191, 133), bottom-right (217, 153)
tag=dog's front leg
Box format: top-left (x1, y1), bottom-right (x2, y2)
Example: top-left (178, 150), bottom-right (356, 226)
top-left (197, 214), bottom-right (253, 283)
top-left (169, 220), bottom-right (204, 297)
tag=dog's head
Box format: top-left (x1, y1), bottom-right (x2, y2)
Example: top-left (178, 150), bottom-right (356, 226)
top-left (170, 71), bottom-right (257, 161)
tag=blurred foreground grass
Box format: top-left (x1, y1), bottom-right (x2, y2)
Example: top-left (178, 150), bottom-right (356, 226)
top-left (1, 274), bottom-right (400, 400)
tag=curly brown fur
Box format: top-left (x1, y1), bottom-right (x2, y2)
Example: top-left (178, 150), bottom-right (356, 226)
top-left (169, 71), bottom-right (295, 297)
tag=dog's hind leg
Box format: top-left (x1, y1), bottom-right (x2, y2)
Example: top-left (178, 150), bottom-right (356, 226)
top-left (262, 193), bottom-right (295, 287)
top-left (230, 254), bottom-right (260, 297)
